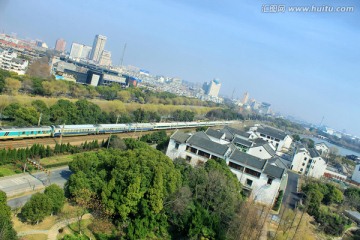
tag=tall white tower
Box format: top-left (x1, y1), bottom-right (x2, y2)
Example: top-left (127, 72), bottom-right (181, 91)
top-left (90, 34), bottom-right (107, 62)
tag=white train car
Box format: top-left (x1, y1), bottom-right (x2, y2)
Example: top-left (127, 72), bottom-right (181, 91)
top-left (52, 125), bottom-right (98, 137)
top-left (97, 124), bottom-right (129, 134)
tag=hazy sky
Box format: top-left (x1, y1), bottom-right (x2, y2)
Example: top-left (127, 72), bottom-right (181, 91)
top-left (1, 0), bottom-right (360, 135)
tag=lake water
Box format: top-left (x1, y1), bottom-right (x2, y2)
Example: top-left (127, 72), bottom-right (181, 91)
top-left (301, 135), bottom-right (360, 157)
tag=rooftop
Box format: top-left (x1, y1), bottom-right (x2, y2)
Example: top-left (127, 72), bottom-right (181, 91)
top-left (228, 149), bottom-right (267, 170)
top-left (308, 148), bottom-right (321, 158)
top-left (263, 163), bottom-right (286, 179)
top-left (205, 128), bottom-right (225, 139)
top-left (187, 134), bottom-right (229, 156)
top-left (223, 126), bottom-right (251, 139)
top-left (256, 126), bottom-right (287, 139)
top-left (233, 137), bottom-right (253, 147)
top-left (171, 131), bottom-right (191, 143)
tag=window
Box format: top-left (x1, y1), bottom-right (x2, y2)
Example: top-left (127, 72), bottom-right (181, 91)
top-left (245, 168), bottom-right (261, 178)
top-left (246, 179), bottom-right (253, 187)
top-left (22, 131), bottom-right (25, 134)
top-left (175, 142), bottom-right (180, 149)
top-left (229, 161), bottom-right (244, 171)
top-left (300, 168), bottom-right (303, 172)
top-left (304, 157), bottom-right (307, 160)
top-left (198, 150), bottom-right (210, 158)
top-left (302, 163), bottom-right (305, 166)
top-left (186, 156), bottom-right (192, 162)
top-left (267, 177), bottom-right (274, 185)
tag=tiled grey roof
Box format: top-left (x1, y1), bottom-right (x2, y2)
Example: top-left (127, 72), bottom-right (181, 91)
top-left (256, 126), bottom-right (287, 140)
top-left (219, 128), bottom-right (234, 141)
top-left (268, 157), bottom-right (290, 169)
top-left (206, 128), bottom-right (225, 139)
top-left (171, 131), bottom-right (190, 143)
top-left (308, 148), bottom-right (320, 158)
top-left (263, 164), bottom-right (286, 179)
top-left (192, 131), bottom-right (211, 140)
top-left (224, 126), bottom-right (251, 138)
top-left (263, 144), bottom-right (276, 156)
top-left (233, 137), bottom-right (253, 147)
top-left (187, 135), bottom-right (229, 156)
top-left (253, 138), bottom-right (269, 146)
top-left (228, 149), bottom-right (267, 170)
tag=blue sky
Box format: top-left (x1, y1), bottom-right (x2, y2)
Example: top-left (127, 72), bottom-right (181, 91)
top-left (1, 0), bottom-right (360, 135)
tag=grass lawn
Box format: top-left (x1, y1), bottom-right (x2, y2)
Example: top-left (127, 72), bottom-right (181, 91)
top-left (0, 166), bottom-right (17, 176)
top-left (20, 234), bottom-right (48, 240)
top-left (13, 214), bottom-right (58, 233)
top-left (68, 219), bottom-right (95, 238)
top-left (40, 154), bottom-right (75, 167)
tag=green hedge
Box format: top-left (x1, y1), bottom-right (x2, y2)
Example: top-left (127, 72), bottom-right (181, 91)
top-left (273, 190), bottom-right (284, 211)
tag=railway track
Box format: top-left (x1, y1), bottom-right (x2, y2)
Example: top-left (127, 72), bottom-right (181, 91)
top-left (0, 129), bottom-right (180, 150)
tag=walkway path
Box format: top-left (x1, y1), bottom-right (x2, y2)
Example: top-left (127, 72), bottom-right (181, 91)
top-left (17, 213), bottom-right (92, 240)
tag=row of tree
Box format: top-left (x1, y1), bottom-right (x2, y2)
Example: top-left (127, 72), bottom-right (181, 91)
top-left (0, 69), bottom-right (217, 108)
top-left (2, 99), bottom-right (197, 126)
top-left (0, 141), bottom-right (100, 171)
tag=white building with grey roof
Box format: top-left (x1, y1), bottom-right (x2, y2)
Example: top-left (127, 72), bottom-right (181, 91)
top-left (247, 138), bottom-right (276, 160)
top-left (227, 149), bottom-right (286, 205)
top-left (250, 126), bottom-right (292, 152)
top-left (166, 129), bottom-right (287, 205)
top-left (315, 142), bottom-right (330, 157)
top-left (291, 147), bottom-right (327, 178)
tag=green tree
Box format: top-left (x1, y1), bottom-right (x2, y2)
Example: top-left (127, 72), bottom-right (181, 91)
top-left (0, 191), bottom-right (18, 240)
top-left (292, 134), bottom-right (301, 142)
top-left (50, 99), bottom-right (78, 124)
top-left (75, 99), bottom-right (102, 124)
top-left (31, 100), bottom-right (51, 125)
top-left (44, 184), bottom-right (65, 214)
top-left (21, 193), bottom-right (53, 224)
top-left (66, 144), bottom-right (182, 239)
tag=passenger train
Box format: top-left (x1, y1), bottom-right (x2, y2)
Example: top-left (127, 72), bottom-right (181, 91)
top-left (0, 121), bottom-right (232, 140)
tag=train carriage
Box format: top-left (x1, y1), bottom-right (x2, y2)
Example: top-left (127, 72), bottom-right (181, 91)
top-left (0, 126), bottom-right (52, 140)
top-left (52, 125), bottom-right (98, 137)
top-left (97, 124), bottom-right (129, 134)
top-left (128, 123), bottom-right (155, 131)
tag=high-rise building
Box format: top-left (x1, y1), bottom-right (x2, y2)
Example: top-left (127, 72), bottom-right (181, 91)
top-left (242, 92), bottom-right (249, 105)
top-left (81, 45), bottom-right (92, 59)
top-left (204, 79), bottom-right (221, 97)
top-left (90, 34), bottom-right (107, 62)
top-left (259, 102), bottom-right (271, 114)
top-left (55, 38), bottom-right (66, 52)
top-left (99, 50), bottom-right (112, 66)
top-left (69, 43), bottom-right (83, 59)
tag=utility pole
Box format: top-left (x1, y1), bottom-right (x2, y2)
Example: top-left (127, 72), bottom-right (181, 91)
top-left (38, 113), bottom-right (42, 126)
top-left (107, 115), bottom-right (120, 149)
top-left (59, 123), bottom-right (65, 145)
top-left (120, 43), bottom-right (127, 67)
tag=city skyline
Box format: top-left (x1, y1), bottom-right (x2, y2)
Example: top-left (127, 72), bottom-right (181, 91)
top-left (0, 0), bottom-right (359, 135)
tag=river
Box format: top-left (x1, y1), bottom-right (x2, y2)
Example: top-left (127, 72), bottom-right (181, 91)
top-left (301, 135), bottom-right (360, 157)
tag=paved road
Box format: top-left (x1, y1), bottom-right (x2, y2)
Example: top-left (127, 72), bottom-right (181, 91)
top-left (281, 171), bottom-right (300, 211)
top-left (0, 166), bottom-right (72, 208)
